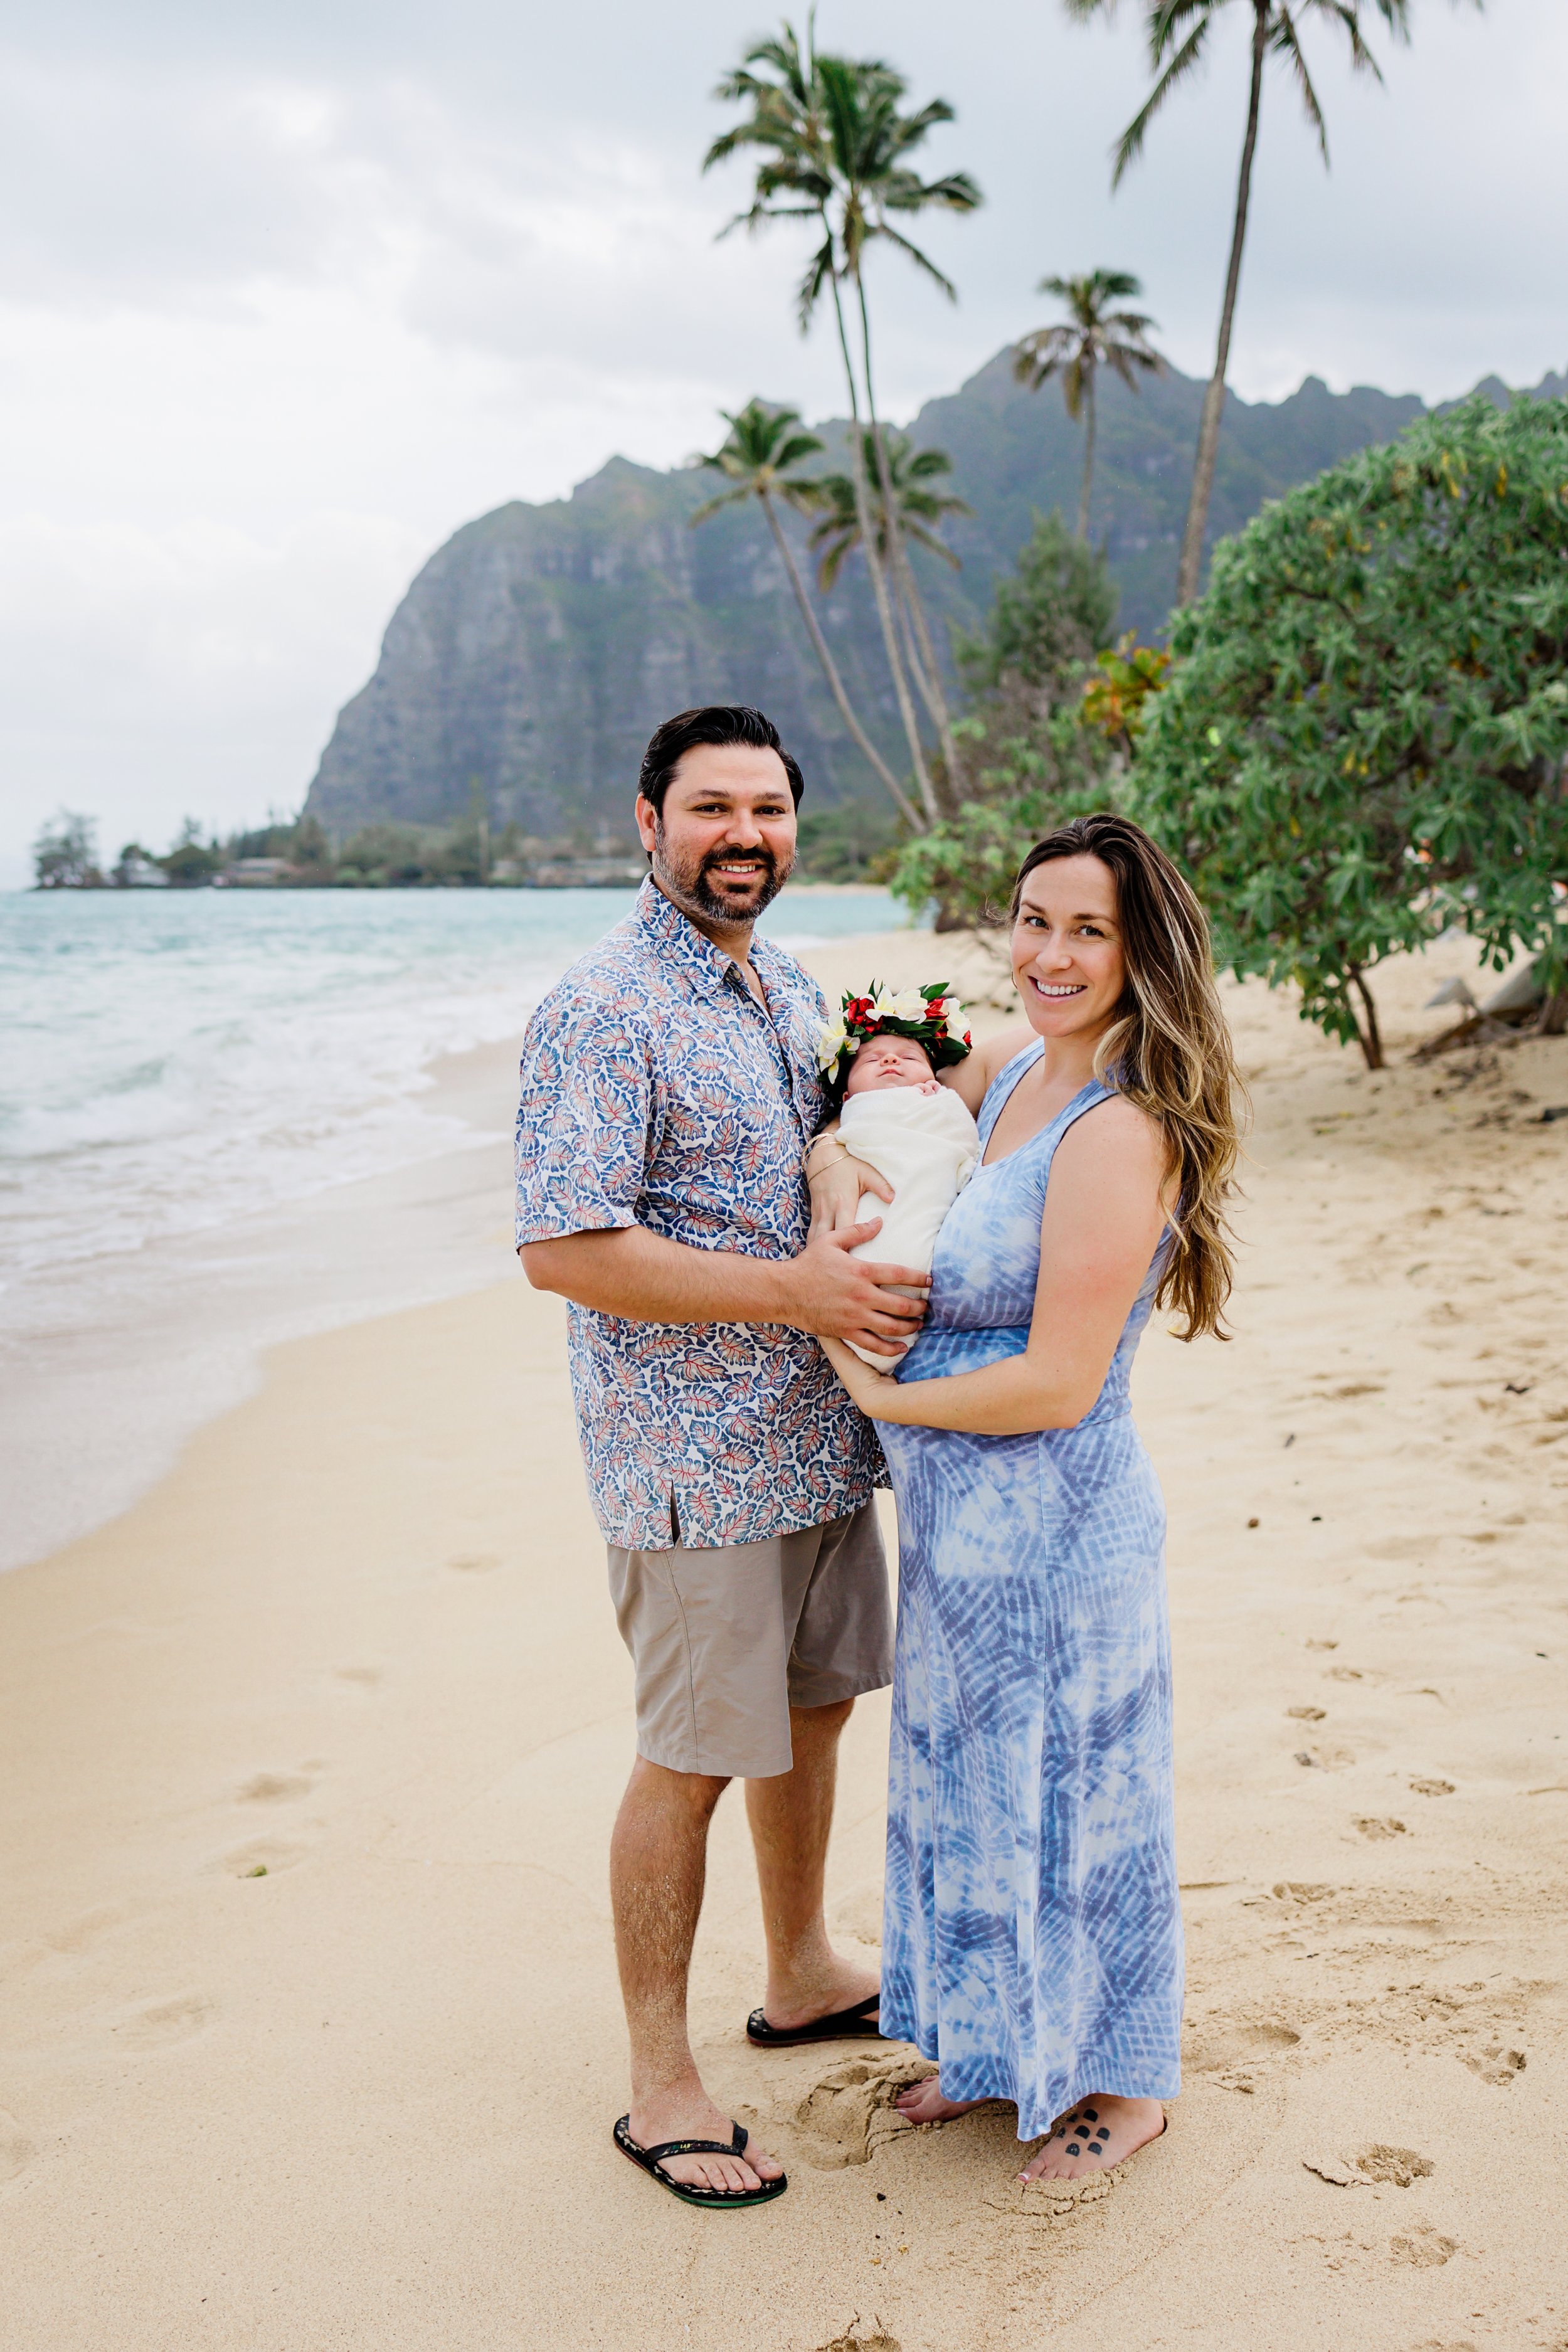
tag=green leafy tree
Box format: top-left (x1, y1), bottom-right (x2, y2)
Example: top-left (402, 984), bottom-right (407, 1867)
top-left (1129, 395), bottom-right (1568, 1067)
top-left (692, 400), bottom-right (921, 829)
top-left (1081, 633), bottom-right (1172, 760)
top-left (32, 810), bottom-right (102, 889)
top-left (706, 23), bottom-right (981, 817)
top-left (891, 514), bottom-right (1121, 928)
top-left (1014, 269), bottom-right (1165, 541)
top-left (161, 817), bottom-right (224, 887)
top-left (1067, 0), bottom-right (1428, 607)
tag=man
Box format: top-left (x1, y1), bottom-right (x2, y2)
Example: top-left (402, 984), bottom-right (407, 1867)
top-left (516, 705), bottom-right (928, 2208)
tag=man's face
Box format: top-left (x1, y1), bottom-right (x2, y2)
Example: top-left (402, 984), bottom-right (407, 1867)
top-left (842, 1032), bottom-right (938, 1096)
top-left (635, 743), bottom-right (797, 930)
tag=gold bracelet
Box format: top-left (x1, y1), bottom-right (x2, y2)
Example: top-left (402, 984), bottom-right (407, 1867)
top-left (805, 1142), bottom-right (850, 1180)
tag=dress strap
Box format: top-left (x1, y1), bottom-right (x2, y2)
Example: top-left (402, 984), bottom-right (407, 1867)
top-left (977, 1038), bottom-right (1044, 1148)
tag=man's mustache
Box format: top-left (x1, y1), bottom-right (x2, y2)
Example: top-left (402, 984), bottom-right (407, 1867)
top-left (698, 848), bottom-right (778, 885)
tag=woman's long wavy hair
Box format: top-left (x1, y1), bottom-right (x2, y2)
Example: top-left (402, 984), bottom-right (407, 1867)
top-left (1010, 813), bottom-right (1243, 1342)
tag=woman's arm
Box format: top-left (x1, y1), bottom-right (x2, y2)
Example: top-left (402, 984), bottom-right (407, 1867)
top-left (820, 1096), bottom-right (1170, 1434)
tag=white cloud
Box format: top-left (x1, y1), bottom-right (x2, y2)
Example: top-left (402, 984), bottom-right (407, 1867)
top-left (1, 0), bottom-right (1564, 871)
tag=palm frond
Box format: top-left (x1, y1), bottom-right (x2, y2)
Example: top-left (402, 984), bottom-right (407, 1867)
top-left (870, 220), bottom-right (957, 301)
top-left (1279, 13), bottom-right (1331, 159)
top-left (1111, 19), bottom-right (1210, 185)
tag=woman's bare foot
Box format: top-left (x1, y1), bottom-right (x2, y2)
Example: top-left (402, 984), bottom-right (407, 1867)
top-left (627, 2085), bottom-right (784, 2195)
top-left (1020, 2094), bottom-right (1165, 2183)
top-left (894, 2075), bottom-right (990, 2126)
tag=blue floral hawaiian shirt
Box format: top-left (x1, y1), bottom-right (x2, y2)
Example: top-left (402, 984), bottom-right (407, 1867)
top-left (514, 879), bottom-right (882, 1550)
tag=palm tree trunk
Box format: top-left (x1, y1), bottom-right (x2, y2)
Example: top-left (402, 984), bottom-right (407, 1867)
top-left (757, 490), bottom-right (923, 833)
top-left (856, 276), bottom-right (964, 813)
top-left (1175, 0), bottom-right (1268, 608)
top-left (1077, 364), bottom-right (1098, 544)
top-left (826, 270), bottom-right (941, 825)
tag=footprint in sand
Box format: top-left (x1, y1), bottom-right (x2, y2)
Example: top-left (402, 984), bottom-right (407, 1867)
top-left (1354, 1816), bottom-right (1409, 1840)
top-left (109, 1991), bottom-right (215, 2050)
top-left (815, 2328), bottom-right (902, 2352)
top-left (1288, 1705), bottom-right (1327, 1721)
top-left (0, 2111), bottom-right (36, 2184)
top-left (1461, 2042), bottom-right (1526, 2086)
top-left (1303, 2144), bottom-right (1433, 2190)
top-left (1389, 2226), bottom-right (1459, 2268)
top-left (237, 1771), bottom-right (313, 1803)
top-left (214, 1837), bottom-right (307, 1878)
top-left (1409, 1777), bottom-right (1455, 1796)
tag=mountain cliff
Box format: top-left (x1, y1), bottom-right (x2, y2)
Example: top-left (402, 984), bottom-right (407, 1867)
top-left (303, 355), bottom-right (1562, 841)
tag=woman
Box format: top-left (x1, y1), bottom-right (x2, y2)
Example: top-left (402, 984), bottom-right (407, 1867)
top-left (819, 813), bottom-right (1241, 2185)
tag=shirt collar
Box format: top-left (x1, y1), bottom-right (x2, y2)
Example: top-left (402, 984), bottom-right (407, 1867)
top-left (633, 875), bottom-right (789, 998)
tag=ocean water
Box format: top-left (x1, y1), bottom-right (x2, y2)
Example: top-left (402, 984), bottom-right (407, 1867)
top-left (0, 882), bottom-right (914, 1570)
top-left (0, 882), bottom-right (910, 1290)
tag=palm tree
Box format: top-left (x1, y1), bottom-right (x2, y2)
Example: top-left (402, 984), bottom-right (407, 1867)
top-left (1067, 0), bottom-right (1417, 605)
top-left (691, 400), bottom-right (922, 830)
top-left (808, 430), bottom-right (970, 590)
top-left (706, 25), bottom-right (981, 820)
top-left (1013, 270), bottom-right (1164, 542)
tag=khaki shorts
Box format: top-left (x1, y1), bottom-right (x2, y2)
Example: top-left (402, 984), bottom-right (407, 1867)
top-left (607, 1503), bottom-right (893, 1779)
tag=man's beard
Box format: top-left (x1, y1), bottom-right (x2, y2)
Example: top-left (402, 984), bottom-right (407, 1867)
top-left (652, 829), bottom-right (790, 924)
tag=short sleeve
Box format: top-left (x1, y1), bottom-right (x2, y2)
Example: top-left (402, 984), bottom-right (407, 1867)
top-left (514, 988), bottom-right (654, 1246)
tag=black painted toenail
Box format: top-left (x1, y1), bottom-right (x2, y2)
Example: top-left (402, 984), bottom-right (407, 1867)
top-left (1067, 2144), bottom-right (1082, 2155)
top-left (1081, 2107), bottom-right (1098, 2120)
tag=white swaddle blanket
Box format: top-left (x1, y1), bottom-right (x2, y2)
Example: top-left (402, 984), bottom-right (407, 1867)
top-left (839, 1084), bottom-right (980, 1364)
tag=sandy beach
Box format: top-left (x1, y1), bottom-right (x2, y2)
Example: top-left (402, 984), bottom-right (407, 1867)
top-left (3, 926), bottom-right (1566, 2351)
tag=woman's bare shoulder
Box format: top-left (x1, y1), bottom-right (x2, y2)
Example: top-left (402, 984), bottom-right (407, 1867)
top-left (939, 1021), bottom-right (1034, 1110)
top-left (1056, 1090), bottom-right (1168, 1179)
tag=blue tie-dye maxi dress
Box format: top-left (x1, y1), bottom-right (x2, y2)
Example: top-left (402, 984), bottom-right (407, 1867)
top-left (875, 1042), bottom-right (1183, 2142)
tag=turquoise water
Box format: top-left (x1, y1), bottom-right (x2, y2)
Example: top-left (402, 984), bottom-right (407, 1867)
top-left (0, 886), bottom-right (911, 1282)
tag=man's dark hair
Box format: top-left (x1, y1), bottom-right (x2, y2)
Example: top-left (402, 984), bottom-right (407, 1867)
top-left (637, 706), bottom-right (805, 818)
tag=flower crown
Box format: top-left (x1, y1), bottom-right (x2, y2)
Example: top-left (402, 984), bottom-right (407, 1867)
top-left (817, 981), bottom-right (973, 1097)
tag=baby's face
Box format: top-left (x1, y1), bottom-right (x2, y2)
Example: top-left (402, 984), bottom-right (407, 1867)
top-left (842, 1033), bottom-right (940, 1096)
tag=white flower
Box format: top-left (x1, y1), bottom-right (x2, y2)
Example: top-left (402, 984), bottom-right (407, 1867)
top-left (876, 985), bottom-right (928, 1023)
top-left (817, 1017), bottom-right (848, 1074)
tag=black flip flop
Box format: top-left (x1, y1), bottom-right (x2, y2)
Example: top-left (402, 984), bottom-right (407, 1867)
top-left (612, 2115), bottom-right (787, 2208)
top-left (746, 1991), bottom-right (882, 2047)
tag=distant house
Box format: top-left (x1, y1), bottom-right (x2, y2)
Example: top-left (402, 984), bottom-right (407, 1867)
top-left (114, 850), bottom-right (168, 887)
top-left (216, 857), bottom-right (295, 887)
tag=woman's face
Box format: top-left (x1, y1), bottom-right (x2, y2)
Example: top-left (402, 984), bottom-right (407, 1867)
top-left (1010, 854), bottom-right (1127, 1044)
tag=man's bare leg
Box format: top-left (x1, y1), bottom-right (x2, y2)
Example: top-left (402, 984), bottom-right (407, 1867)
top-left (611, 1757), bottom-right (783, 2193)
top-left (744, 1698), bottom-right (881, 2032)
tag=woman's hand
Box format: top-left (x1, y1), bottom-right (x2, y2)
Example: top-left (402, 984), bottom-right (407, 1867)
top-left (808, 1152), bottom-right (894, 1237)
top-left (819, 1332), bottom-right (906, 1414)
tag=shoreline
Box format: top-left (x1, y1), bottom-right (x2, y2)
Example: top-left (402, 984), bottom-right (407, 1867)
top-left (1, 930), bottom-right (1565, 2346)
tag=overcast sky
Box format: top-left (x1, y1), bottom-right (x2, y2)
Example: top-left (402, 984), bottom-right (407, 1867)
top-left (3, 0), bottom-right (1564, 879)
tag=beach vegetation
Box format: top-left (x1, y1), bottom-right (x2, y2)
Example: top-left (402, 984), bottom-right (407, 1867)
top-left (692, 399), bottom-right (925, 830)
top-left (1067, 0), bottom-right (1424, 607)
top-left (706, 20), bottom-right (981, 817)
top-left (1128, 393), bottom-right (1568, 1066)
top-left (1013, 270), bottom-right (1165, 543)
top-left (31, 810), bottom-right (104, 889)
top-left (889, 514), bottom-right (1123, 928)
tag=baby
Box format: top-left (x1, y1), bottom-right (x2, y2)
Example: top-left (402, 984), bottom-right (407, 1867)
top-left (816, 985), bottom-right (980, 1365)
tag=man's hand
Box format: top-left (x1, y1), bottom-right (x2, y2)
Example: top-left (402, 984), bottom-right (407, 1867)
top-left (774, 1221), bottom-right (929, 1359)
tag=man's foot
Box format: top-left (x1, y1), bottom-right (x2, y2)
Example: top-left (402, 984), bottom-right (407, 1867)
top-left (894, 2075), bottom-right (990, 2126)
top-left (627, 2087), bottom-right (784, 2195)
top-left (755, 1955), bottom-right (881, 2037)
top-left (1020, 2094), bottom-right (1165, 2183)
